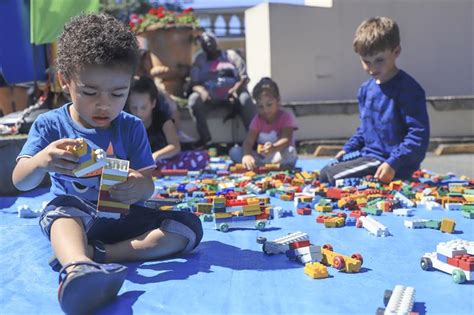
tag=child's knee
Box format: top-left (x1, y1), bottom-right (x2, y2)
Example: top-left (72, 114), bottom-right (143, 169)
top-left (160, 219), bottom-right (202, 254)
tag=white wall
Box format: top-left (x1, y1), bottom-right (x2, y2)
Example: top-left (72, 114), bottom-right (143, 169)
top-left (246, 0), bottom-right (474, 102)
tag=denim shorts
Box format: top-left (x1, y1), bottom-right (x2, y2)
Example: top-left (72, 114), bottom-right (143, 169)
top-left (39, 195), bottom-right (203, 249)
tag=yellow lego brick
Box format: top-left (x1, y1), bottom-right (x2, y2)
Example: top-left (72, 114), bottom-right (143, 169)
top-left (463, 194), bottom-right (474, 202)
top-left (280, 194), bottom-right (293, 201)
top-left (160, 205), bottom-right (174, 211)
top-left (101, 173), bottom-right (128, 182)
top-left (324, 217), bottom-right (345, 228)
top-left (316, 204), bottom-right (333, 213)
top-left (244, 171), bottom-right (256, 177)
top-left (215, 212), bottom-right (232, 219)
top-left (197, 203), bottom-right (213, 213)
top-left (304, 262), bottom-right (329, 279)
top-left (97, 200), bottom-right (130, 210)
top-left (440, 218), bottom-right (456, 234)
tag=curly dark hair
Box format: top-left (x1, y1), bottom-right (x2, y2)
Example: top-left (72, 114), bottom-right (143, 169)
top-left (57, 13), bottom-right (139, 80)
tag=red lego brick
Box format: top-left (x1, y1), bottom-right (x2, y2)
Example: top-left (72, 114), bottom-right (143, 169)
top-left (326, 188), bottom-right (343, 199)
top-left (161, 169), bottom-right (189, 176)
top-left (456, 255), bottom-right (474, 272)
top-left (255, 213), bottom-right (269, 220)
top-left (316, 215), bottom-right (326, 223)
top-left (350, 210), bottom-right (366, 218)
top-left (297, 207), bottom-right (312, 215)
top-left (447, 256), bottom-right (460, 267)
top-left (289, 240), bottom-right (310, 249)
top-left (226, 199), bottom-right (248, 207)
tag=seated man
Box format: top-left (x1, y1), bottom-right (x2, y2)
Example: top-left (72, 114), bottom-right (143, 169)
top-left (188, 32), bottom-right (256, 147)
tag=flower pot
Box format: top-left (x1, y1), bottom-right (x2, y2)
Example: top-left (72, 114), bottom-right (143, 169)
top-left (141, 25), bottom-right (201, 97)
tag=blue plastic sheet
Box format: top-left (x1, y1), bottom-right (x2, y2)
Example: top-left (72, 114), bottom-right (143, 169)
top-left (1, 159), bottom-right (473, 314)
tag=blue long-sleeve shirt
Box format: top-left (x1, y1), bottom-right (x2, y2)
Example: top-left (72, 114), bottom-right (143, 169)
top-left (343, 70), bottom-right (430, 179)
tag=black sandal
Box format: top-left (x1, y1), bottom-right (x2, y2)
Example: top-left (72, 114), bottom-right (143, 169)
top-left (57, 261), bottom-right (127, 314)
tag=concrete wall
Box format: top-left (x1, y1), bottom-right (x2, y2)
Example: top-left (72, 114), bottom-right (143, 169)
top-left (245, 0), bottom-right (474, 102)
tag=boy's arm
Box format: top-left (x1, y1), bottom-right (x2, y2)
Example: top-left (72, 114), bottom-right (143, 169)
top-left (342, 126), bottom-right (365, 153)
top-left (152, 120), bottom-right (181, 160)
top-left (12, 138), bottom-right (80, 191)
top-left (385, 91), bottom-right (429, 171)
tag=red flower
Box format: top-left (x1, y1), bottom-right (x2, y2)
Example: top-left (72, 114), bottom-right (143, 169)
top-left (183, 7), bottom-right (193, 14)
top-left (129, 21), bottom-right (135, 28)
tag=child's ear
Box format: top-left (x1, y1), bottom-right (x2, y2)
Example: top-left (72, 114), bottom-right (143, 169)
top-left (393, 45), bottom-right (401, 57)
top-left (58, 72), bottom-right (71, 94)
top-left (152, 99), bottom-right (157, 109)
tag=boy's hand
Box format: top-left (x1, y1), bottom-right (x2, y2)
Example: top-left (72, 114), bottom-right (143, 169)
top-left (374, 162), bottom-right (396, 183)
top-left (36, 138), bottom-right (81, 176)
top-left (260, 142), bottom-right (274, 156)
top-left (335, 150), bottom-right (346, 160)
top-left (110, 169), bottom-right (152, 205)
top-left (242, 154), bottom-right (256, 170)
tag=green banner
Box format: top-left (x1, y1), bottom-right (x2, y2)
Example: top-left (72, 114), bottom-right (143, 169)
top-left (30, 0), bottom-right (100, 44)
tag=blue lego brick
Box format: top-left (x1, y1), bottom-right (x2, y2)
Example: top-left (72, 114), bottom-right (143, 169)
top-left (215, 217), bottom-right (233, 223)
top-left (437, 253), bottom-right (448, 263)
top-left (232, 215), bottom-right (256, 222)
top-left (345, 217), bottom-right (356, 226)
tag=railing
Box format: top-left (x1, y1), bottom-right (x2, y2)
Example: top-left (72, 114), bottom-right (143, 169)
top-left (194, 7), bottom-right (247, 38)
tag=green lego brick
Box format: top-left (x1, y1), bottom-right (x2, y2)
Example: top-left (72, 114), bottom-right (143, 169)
top-left (426, 220), bottom-right (441, 229)
top-left (362, 207), bottom-right (382, 216)
top-left (461, 204), bottom-right (474, 212)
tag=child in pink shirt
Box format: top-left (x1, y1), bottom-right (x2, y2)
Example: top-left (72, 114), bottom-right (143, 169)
top-left (229, 77), bottom-right (298, 169)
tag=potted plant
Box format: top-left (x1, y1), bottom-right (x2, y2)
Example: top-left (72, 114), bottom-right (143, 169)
top-left (130, 7), bottom-right (201, 97)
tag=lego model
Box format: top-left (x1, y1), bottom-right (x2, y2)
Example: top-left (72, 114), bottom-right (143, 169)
top-left (420, 239), bottom-right (474, 283)
top-left (213, 195), bottom-right (271, 232)
top-left (376, 285), bottom-right (416, 315)
top-left (261, 231), bottom-right (322, 264)
top-left (320, 244), bottom-right (363, 273)
top-left (66, 138), bottom-right (107, 177)
top-left (97, 157), bottom-right (130, 219)
top-left (357, 215), bottom-right (390, 237)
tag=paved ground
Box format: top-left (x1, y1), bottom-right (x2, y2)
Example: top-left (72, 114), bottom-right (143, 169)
top-left (301, 153), bottom-right (474, 178)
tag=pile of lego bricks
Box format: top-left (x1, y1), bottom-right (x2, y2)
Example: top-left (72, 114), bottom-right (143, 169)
top-left (146, 161), bottom-right (474, 233)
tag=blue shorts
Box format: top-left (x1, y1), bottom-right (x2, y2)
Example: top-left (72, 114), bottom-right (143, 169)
top-left (39, 195), bottom-right (203, 250)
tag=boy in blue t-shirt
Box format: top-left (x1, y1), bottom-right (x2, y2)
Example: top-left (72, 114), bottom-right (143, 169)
top-left (320, 17), bottom-right (430, 184)
top-left (12, 13), bottom-right (202, 314)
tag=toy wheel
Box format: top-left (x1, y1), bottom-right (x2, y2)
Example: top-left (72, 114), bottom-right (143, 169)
top-left (256, 221), bottom-right (266, 230)
top-left (256, 236), bottom-right (267, 244)
top-left (376, 308), bottom-right (386, 315)
top-left (452, 269), bottom-right (466, 284)
top-left (333, 256), bottom-right (345, 270)
top-left (322, 244), bottom-right (333, 251)
top-left (383, 290), bottom-right (392, 306)
top-left (219, 223), bottom-right (229, 232)
top-left (351, 253), bottom-right (363, 265)
top-left (420, 257), bottom-right (432, 271)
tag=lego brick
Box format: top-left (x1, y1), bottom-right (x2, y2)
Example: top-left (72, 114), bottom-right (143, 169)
top-left (297, 207), bottom-right (312, 215)
top-left (436, 239), bottom-right (469, 258)
top-left (385, 285), bottom-right (415, 315)
top-left (304, 262), bottom-right (329, 279)
top-left (440, 218), bottom-right (456, 234)
top-left (289, 240), bottom-right (311, 249)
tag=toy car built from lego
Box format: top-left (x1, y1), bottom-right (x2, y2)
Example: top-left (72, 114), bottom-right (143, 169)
top-left (420, 239), bottom-right (474, 284)
top-left (260, 232), bottom-right (322, 264)
top-left (320, 244), bottom-right (363, 273)
top-left (420, 252), bottom-right (474, 283)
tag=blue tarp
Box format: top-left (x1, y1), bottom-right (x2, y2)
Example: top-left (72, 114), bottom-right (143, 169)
top-left (0, 159), bottom-right (473, 314)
